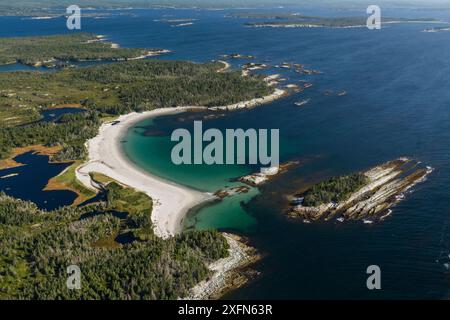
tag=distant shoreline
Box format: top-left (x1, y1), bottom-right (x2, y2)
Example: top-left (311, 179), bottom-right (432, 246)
top-left (246, 20), bottom-right (447, 29)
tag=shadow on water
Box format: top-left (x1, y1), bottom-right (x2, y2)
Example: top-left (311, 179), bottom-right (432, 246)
top-left (0, 152), bottom-right (77, 210)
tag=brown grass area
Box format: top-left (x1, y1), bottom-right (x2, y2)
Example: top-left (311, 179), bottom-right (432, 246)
top-left (0, 145), bottom-right (63, 170)
top-left (0, 158), bottom-right (23, 170)
top-left (44, 177), bottom-right (87, 206)
top-left (44, 161), bottom-right (96, 206)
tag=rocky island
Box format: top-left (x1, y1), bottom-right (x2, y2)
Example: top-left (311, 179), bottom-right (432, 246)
top-left (288, 158), bottom-right (433, 223)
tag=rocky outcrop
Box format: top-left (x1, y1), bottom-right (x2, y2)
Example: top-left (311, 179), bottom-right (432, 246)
top-left (239, 161), bottom-right (300, 186)
top-left (214, 185), bottom-right (250, 199)
top-left (289, 158), bottom-right (433, 223)
top-left (182, 233), bottom-right (260, 300)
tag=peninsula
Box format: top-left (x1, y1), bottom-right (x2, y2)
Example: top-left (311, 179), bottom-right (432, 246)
top-left (0, 33), bottom-right (168, 67)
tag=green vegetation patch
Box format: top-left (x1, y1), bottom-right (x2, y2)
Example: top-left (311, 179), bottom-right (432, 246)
top-left (0, 33), bottom-right (150, 66)
top-left (0, 111), bottom-right (101, 161)
top-left (46, 161), bottom-right (97, 205)
top-left (0, 191), bottom-right (229, 299)
top-left (302, 173), bottom-right (368, 207)
top-left (104, 182), bottom-right (154, 240)
top-left (0, 59), bottom-right (271, 161)
top-left (0, 57), bottom-right (272, 127)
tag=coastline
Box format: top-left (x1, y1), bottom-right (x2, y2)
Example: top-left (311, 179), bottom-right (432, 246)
top-left (216, 60), bottom-right (231, 73)
top-left (76, 87), bottom-right (286, 238)
top-left (73, 85), bottom-right (286, 295)
top-left (183, 233), bottom-right (260, 300)
top-left (209, 88), bottom-right (286, 110)
top-left (76, 107), bottom-right (214, 239)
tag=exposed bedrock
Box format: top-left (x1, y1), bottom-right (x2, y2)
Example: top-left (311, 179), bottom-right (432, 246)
top-left (289, 158), bottom-right (433, 223)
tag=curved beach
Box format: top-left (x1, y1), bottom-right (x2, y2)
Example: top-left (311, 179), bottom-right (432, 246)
top-left (76, 87), bottom-right (286, 238)
top-left (76, 107), bottom-right (214, 239)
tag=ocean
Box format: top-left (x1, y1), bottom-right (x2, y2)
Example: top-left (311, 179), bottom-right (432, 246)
top-left (1, 6), bottom-right (449, 299)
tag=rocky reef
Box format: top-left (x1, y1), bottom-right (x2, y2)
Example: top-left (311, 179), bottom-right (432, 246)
top-left (288, 158), bottom-right (433, 223)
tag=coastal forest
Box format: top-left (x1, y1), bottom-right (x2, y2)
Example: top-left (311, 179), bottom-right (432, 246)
top-left (0, 33), bottom-right (267, 299)
top-left (0, 33), bottom-right (151, 66)
top-left (302, 173), bottom-right (368, 207)
top-left (0, 36), bottom-right (272, 162)
top-left (0, 187), bottom-right (229, 299)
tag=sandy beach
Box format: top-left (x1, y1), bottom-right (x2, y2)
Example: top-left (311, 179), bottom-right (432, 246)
top-left (216, 60), bottom-right (231, 73)
top-left (76, 86), bottom-right (286, 238)
top-left (76, 107), bottom-right (214, 239)
top-left (72, 66), bottom-right (288, 297)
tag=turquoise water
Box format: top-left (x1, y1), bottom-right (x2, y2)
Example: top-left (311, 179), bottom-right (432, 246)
top-left (2, 6), bottom-right (450, 299)
top-left (122, 115), bottom-right (259, 232)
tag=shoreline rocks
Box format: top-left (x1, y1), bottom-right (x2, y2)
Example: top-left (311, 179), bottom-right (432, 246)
top-left (182, 233), bottom-right (261, 300)
top-left (288, 158), bottom-right (433, 223)
top-left (239, 161), bottom-right (300, 187)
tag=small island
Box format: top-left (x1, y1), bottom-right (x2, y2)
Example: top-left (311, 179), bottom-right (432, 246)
top-left (288, 158), bottom-right (433, 223)
top-left (422, 27), bottom-right (450, 33)
top-left (231, 12), bottom-right (442, 29)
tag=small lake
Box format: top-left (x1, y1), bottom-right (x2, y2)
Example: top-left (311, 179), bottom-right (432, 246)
top-left (39, 107), bottom-right (86, 123)
top-left (0, 152), bottom-right (77, 210)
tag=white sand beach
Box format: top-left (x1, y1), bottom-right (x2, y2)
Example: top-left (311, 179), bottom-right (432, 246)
top-left (76, 88), bottom-right (286, 239)
top-left (216, 60), bottom-right (231, 73)
top-left (76, 107), bottom-right (214, 239)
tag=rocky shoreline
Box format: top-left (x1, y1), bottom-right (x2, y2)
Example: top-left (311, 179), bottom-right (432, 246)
top-left (239, 161), bottom-right (300, 187)
top-left (288, 158), bottom-right (433, 223)
top-left (182, 233), bottom-right (260, 300)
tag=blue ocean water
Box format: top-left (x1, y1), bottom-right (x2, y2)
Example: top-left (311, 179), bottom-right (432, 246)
top-left (0, 6), bottom-right (449, 299)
